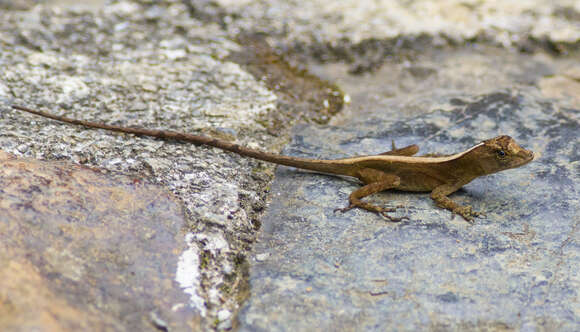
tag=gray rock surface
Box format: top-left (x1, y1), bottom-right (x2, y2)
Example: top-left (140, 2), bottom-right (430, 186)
top-left (0, 1), bottom-right (342, 329)
top-left (0, 1), bottom-right (282, 330)
top-left (239, 92), bottom-right (580, 330)
top-left (210, 0), bottom-right (580, 66)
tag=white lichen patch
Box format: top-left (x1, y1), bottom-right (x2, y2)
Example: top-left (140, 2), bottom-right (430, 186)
top-left (27, 51), bottom-right (61, 67)
top-left (0, 81), bottom-right (9, 99)
top-left (46, 75), bottom-right (91, 105)
top-left (196, 232), bottom-right (231, 255)
top-left (175, 233), bottom-right (206, 316)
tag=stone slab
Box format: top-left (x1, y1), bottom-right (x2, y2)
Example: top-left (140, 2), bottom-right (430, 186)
top-left (239, 91), bottom-right (580, 331)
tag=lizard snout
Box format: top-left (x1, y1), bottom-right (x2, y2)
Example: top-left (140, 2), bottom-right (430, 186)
top-left (518, 149), bottom-right (534, 163)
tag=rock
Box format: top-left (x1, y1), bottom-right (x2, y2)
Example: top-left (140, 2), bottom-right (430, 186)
top-left (0, 151), bottom-right (201, 331)
top-left (2, 0), bottom-right (579, 329)
top-left (239, 91), bottom-right (580, 331)
top-left (210, 0), bottom-right (580, 55)
top-left (217, 309), bottom-right (233, 329)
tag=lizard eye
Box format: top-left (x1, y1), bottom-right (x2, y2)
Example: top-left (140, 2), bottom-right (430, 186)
top-left (496, 150), bottom-right (506, 158)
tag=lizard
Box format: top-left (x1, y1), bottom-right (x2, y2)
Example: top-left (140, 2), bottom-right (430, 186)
top-left (10, 105), bottom-right (534, 222)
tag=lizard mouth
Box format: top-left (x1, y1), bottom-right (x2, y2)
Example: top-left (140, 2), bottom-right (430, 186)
top-left (518, 149), bottom-right (535, 165)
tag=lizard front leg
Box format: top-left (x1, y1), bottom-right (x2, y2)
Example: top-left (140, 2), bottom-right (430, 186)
top-left (430, 183), bottom-right (482, 222)
top-left (336, 173), bottom-right (406, 222)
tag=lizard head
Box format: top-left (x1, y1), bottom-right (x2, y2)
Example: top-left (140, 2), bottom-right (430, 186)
top-left (473, 135), bottom-right (534, 175)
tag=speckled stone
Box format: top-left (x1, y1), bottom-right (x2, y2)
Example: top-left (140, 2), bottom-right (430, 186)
top-left (214, 0), bottom-right (580, 50)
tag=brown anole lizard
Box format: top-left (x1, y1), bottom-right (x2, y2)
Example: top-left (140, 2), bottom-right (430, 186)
top-left (11, 105), bottom-right (534, 222)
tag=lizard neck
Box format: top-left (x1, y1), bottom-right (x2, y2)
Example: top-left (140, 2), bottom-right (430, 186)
top-left (444, 146), bottom-right (488, 180)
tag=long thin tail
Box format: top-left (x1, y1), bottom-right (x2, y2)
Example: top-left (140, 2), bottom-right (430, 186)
top-left (11, 105), bottom-right (357, 176)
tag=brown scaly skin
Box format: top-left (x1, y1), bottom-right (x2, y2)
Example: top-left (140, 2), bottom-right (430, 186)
top-left (10, 105), bottom-right (534, 222)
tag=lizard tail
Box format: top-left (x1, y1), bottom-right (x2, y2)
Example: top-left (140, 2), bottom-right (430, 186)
top-left (11, 105), bottom-right (358, 176)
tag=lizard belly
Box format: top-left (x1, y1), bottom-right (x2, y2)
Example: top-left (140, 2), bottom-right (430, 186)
top-left (356, 159), bottom-right (454, 192)
top-left (396, 175), bottom-right (442, 191)
top-left (392, 169), bottom-right (447, 192)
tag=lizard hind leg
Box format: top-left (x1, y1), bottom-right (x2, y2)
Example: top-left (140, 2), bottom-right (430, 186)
top-left (379, 143), bottom-right (419, 156)
top-left (335, 174), bottom-right (407, 222)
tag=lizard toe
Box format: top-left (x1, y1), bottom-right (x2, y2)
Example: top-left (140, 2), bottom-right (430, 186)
top-left (334, 205), bottom-right (355, 214)
top-left (472, 210), bottom-right (486, 218)
top-left (379, 211), bottom-right (409, 223)
top-left (451, 206), bottom-right (476, 223)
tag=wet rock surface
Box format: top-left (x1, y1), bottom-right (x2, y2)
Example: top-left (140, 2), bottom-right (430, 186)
top-left (239, 92), bottom-right (580, 330)
top-left (0, 151), bottom-right (196, 331)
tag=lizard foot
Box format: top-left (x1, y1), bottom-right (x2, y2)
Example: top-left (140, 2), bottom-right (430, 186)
top-left (473, 210), bottom-right (487, 218)
top-left (452, 206), bottom-right (484, 223)
top-left (333, 204), bottom-right (399, 214)
top-left (334, 205), bottom-right (408, 222)
top-left (334, 205), bottom-right (355, 213)
top-left (379, 211), bottom-right (409, 223)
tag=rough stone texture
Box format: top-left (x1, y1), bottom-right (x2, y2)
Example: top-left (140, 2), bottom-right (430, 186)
top-left (0, 150), bottom-right (196, 331)
top-left (239, 91), bottom-right (580, 331)
top-left (0, 0), bottom-right (343, 329)
top-left (539, 65), bottom-right (580, 109)
top-left (204, 0), bottom-right (580, 64)
top-left (0, 1), bottom-right (279, 329)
